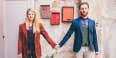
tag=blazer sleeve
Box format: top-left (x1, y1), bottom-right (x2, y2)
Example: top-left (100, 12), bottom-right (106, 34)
top-left (59, 20), bottom-right (75, 47)
top-left (18, 25), bottom-right (23, 54)
top-left (93, 21), bottom-right (99, 52)
top-left (40, 23), bottom-right (56, 48)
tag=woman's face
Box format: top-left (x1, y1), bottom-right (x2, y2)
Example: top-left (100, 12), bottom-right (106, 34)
top-left (27, 11), bottom-right (35, 22)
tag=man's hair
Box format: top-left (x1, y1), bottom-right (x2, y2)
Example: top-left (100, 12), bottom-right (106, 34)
top-left (78, 2), bottom-right (89, 9)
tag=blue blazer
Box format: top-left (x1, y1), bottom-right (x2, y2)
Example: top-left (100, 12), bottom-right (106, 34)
top-left (59, 17), bottom-right (99, 52)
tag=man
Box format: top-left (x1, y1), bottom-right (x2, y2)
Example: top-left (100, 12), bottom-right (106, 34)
top-left (58, 2), bottom-right (99, 58)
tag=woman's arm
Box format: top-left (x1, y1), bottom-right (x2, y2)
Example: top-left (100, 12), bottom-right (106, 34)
top-left (40, 23), bottom-right (57, 48)
top-left (18, 25), bottom-right (22, 55)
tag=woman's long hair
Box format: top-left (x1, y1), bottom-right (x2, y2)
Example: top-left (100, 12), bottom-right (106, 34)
top-left (26, 8), bottom-right (40, 33)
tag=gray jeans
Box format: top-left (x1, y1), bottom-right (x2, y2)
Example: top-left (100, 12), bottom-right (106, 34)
top-left (74, 47), bottom-right (95, 58)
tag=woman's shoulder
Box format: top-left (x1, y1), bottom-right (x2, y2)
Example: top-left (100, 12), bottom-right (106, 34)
top-left (19, 22), bottom-right (26, 27)
top-left (38, 22), bottom-right (43, 26)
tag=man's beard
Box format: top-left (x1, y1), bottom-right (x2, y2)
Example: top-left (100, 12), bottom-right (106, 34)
top-left (80, 12), bottom-right (88, 17)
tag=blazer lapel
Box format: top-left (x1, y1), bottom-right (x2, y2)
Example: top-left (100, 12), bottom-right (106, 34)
top-left (88, 19), bottom-right (91, 32)
top-left (78, 19), bottom-right (82, 33)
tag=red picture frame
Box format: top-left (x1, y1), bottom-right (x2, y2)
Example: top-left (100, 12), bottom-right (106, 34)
top-left (40, 5), bottom-right (50, 19)
top-left (50, 12), bottom-right (60, 25)
top-left (62, 7), bottom-right (74, 22)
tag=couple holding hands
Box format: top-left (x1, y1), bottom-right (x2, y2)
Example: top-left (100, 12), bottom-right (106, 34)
top-left (18, 2), bottom-right (99, 58)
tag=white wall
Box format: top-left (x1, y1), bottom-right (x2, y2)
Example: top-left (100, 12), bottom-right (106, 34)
top-left (3, 1), bottom-right (28, 58)
top-left (0, 0), bottom-right (4, 58)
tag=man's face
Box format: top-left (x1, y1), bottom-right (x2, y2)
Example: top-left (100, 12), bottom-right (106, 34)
top-left (79, 4), bottom-right (89, 17)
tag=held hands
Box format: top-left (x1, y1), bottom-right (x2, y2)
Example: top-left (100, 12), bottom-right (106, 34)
top-left (54, 44), bottom-right (60, 50)
top-left (54, 44), bottom-right (60, 54)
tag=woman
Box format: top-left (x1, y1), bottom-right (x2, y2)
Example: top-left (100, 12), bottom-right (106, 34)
top-left (18, 8), bottom-right (57, 58)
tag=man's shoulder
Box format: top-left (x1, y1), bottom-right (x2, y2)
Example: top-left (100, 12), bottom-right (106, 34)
top-left (72, 18), bottom-right (79, 24)
top-left (73, 17), bottom-right (80, 22)
top-left (88, 18), bottom-right (95, 22)
top-left (88, 18), bottom-right (96, 25)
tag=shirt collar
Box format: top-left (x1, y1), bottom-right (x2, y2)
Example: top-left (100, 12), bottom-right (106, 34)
top-left (79, 16), bottom-right (88, 20)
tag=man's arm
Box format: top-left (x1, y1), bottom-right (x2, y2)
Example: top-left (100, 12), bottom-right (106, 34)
top-left (59, 20), bottom-right (75, 47)
top-left (93, 21), bottom-right (99, 52)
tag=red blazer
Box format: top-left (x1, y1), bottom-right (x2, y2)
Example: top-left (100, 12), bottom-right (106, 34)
top-left (18, 23), bottom-right (56, 58)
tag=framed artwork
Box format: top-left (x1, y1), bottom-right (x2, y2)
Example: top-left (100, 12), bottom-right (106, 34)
top-left (50, 12), bottom-right (60, 25)
top-left (40, 5), bottom-right (50, 19)
top-left (62, 7), bottom-right (74, 22)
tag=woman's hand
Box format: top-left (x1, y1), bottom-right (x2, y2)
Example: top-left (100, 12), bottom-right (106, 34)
top-left (18, 53), bottom-right (22, 58)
